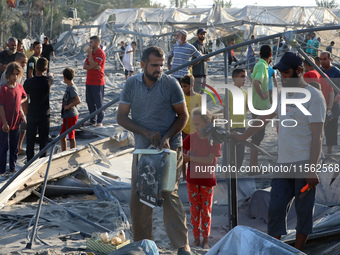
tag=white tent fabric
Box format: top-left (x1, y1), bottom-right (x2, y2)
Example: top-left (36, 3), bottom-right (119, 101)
top-left (55, 5), bottom-right (340, 58)
top-left (0, 158), bottom-right (48, 209)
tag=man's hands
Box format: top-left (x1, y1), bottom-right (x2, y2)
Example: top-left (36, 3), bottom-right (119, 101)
top-left (87, 48), bottom-right (93, 55)
top-left (2, 122), bottom-right (9, 133)
top-left (144, 130), bottom-right (170, 149)
top-left (262, 91), bottom-right (269, 100)
top-left (305, 171), bottom-right (319, 189)
top-left (335, 94), bottom-right (340, 103)
top-left (0, 64), bottom-right (6, 73)
top-left (231, 131), bottom-right (247, 142)
top-left (183, 153), bottom-right (190, 163)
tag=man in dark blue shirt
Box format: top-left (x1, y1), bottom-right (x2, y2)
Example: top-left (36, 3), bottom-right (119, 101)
top-left (192, 28), bottom-right (210, 94)
top-left (320, 51), bottom-right (340, 154)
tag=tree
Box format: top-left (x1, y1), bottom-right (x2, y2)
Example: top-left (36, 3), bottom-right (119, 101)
top-left (315, 0), bottom-right (338, 8)
top-left (169, 0), bottom-right (196, 8)
top-left (0, 0), bottom-right (26, 47)
top-left (214, 0), bottom-right (231, 8)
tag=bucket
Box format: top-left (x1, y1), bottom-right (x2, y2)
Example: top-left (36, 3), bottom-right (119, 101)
top-left (133, 148), bottom-right (177, 191)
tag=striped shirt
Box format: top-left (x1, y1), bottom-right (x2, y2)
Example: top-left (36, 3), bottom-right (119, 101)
top-left (169, 42), bottom-right (202, 78)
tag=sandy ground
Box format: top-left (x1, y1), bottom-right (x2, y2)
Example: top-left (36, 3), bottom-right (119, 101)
top-left (1, 54), bottom-right (340, 255)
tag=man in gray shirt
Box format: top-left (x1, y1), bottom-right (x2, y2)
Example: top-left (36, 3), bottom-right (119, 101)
top-left (192, 28), bottom-right (210, 94)
top-left (117, 46), bottom-right (191, 254)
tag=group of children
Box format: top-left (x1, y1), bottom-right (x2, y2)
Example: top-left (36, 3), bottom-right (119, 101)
top-left (179, 70), bottom-right (247, 249)
top-left (0, 59), bottom-right (81, 174)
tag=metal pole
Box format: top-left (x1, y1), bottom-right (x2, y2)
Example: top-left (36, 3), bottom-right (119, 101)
top-left (26, 143), bottom-right (56, 249)
top-left (223, 51), bottom-right (232, 228)
top-left (50, 0), bottom-right (53, 40)
top-left (166, 25), bottom-right (340, 76)
top-left (229, 140), bottom-right (238, 228)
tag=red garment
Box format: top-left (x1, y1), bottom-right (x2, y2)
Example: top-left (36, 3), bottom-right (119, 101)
top-left (0, 83), bottom-right (26, 130)
top-left (228, 43), bottom-right (234, 56)
top-left (304, 70), bottom-right (333, 105)
top-left (187, 182), bottom-right (214, 239)
top-left (60, 115), bottom-right (78, 140)
top-left (183, 132), bottom-right (222, 186)
top-left (85, 48), bottom-right (106, 86)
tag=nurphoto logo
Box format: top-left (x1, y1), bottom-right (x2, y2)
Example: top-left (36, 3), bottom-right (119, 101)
top-left (201, 84), bottom-right (311, 128)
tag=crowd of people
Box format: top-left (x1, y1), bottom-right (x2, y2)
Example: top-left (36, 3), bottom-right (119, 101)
top-left (117, 28), bottom-right (340, 253)
top-left (0, 28), bottom-right (339, 254)
top-left (0, 35), bottom-right (106, 175)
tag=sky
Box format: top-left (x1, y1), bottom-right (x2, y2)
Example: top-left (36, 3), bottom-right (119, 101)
top-left (156, 0), bottom-right (318, 8)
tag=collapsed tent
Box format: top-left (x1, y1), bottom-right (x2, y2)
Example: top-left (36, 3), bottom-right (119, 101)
top-left (54, 5), bottom-right (340, 59)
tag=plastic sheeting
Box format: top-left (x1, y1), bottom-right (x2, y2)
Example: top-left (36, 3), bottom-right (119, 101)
top-left (315, 168), bottom-right (340, 206)
top-left (206, 225), bottom-right (305, 255)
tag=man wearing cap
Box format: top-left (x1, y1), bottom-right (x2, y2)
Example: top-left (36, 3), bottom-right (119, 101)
top-left (192, 28), bottom-right (210, 94)
top-left (168, 30), bottom-right (202, 82)
top-left (233, 52), bottom-right (325, 250)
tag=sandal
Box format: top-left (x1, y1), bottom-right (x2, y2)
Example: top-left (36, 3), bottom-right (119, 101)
top-left (83, 122), bottom-right (95, 127)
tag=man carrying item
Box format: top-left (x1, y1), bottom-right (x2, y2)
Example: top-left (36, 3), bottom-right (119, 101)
top-left (122, 41), bottom-right (137, 79)
top-left (168, 30), bottom-right (202, 82)
top-left (41, 37), bottom-right (55, 73)
top-left (117, 46), bottom-right (191, 255)
top-left (83, 35), bottom-right (106, 127)
top-left (249, 45), bottom-right (272, 167)
top-left (192, 28), bottom-right (210, 94)
top-left (234, 52), bottom-right (325, 250)
top-left (320, 51), bottom-right (340, 154)
top-left (0, 37), bottom-right (18, 76)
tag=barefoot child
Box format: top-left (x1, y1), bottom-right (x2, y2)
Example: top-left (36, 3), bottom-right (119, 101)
top-left (183, 107), bottom-right (222, 249)
top-left (180, 74), bottom-right (201, 179)
top-left (60, 68), bottom-right (80, 151)
top-left (0, 62), bottom-right (26, 173)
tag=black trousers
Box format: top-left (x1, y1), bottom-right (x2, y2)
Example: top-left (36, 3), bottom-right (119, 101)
top-left (228, 56), bottom-right (238, 67)
top-left (26, 116), bottom-right (50, 162)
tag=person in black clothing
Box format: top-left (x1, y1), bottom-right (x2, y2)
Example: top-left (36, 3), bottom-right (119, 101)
top-left (0, 37), bottom-right (18, 76)
top-left (119, 41), bottom-right (125, 61)
top-left (41, 37), bottom-right (55, 73)
top-left (192, 28), bottom-right (210, 94)
top-left (23, 57), bottom-right (54, 161)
